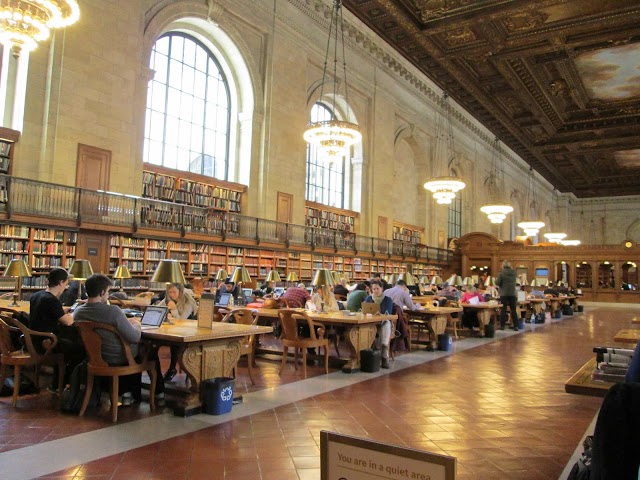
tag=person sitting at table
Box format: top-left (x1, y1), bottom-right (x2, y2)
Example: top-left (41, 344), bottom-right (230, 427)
top-left (60, 279), bottom-right (88, 307)
top-left (29, 268), bottom-right (85, 390)
top-left (385, 279), bottom-right (420, 311)
top-left (346, 282), bottom-right (370, 312)
top-left (73, 274), bottom-right (164, 406)
top-left (529, 286), bottom-right (545, 299)
top-left (460, 286), bottom-right (485, 329)
top-left (311, 285), bottom-right (340, 312)
top-left (215, 279), bottom-right (239, 304)
top-left (158, 283), bottom-right (198, 382)
top-left (333, 279), bottom-right (349, 298)
top-left (362, 280), bottom-right (395, 369)
top-left (543, 282), bottom-right (560, 297)
top-left (280, 283), bottom-right (310, 308)
top-left (370, 272), bottom-right (391, 291)
top-left (556, 282), bottom-right (569, 295)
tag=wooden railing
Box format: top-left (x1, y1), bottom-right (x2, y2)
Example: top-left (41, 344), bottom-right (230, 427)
top-left (0, 174), bottom-right (452, 263)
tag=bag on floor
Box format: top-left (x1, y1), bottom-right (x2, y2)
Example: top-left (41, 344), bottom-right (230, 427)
top-left (555, 309), bottom-right (563, 319)
top-left (60, 361), bottom-right (100, 413)
top-left (568, 436), bottom-right (593, 480)
top-left (534, 313), bottom-right (546, 324)
top-left (484, 323), bottom-right (495, 338)
top-left (562, 305), bottom-right (574, 315)
top-left (0, 375), bottom-right (38, 397)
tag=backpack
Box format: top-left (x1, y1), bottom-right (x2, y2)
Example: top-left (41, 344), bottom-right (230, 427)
top-left (568, 436), bottom-right (592, 480)
top-left (562, 305), bottom-right (574, 315)
top-left (60, 361), bottom-right (100, 413)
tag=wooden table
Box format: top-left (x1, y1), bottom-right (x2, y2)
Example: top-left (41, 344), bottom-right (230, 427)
top-left (0, 299), bottom-right (30, 314)
top-left (565, 358), bottom-right (615, 397)
top-left (142, 320), bottom-right (272, 416)
top-left (528, 298), bottom-right (546, 315)
top-left (461, 303), bottom-right (502, 334)
top-left (405, 307), bottom-right (463, 347)
top-left (613, 329), bottom-right (640, 344)
top-left (256, 309), bottom-right (397, 373)
top-left (411, 296), bottom-right (439, 306)
top-left (120, 298), bottom-right (151, 309)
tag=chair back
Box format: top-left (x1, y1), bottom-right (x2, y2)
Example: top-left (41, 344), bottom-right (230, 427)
top-left (278, 309), bottom-right (325, 341)
top-left (222, 308), bottom-right (258, 326)
top-left (75, 321), bottom-right (137, 368)
top-left (0, 315), bottom-right (19, 357)
top-left (0, 314), bottom-right (57, 358)
top-left (108, 297), bottom-right (125, 307)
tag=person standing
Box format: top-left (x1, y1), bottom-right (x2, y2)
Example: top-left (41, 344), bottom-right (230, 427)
top-left (29, 268), bottom-right (85, 388)
top-left (496, 260), bottom-right (518, 330)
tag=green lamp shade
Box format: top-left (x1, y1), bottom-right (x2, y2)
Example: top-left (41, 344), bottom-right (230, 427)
top-left (3, 258), bottom-right (32, 278)
top-left (230, 266), bottom-right (252, 284)
top-left (151, 259), bottom-right (186, 284)
top-left (69, 259), bottom-right (94, 281)
top-left (311, 269), bottom-right (334, 287)
top-left (265, 270), bottom-right (282, 283)
top-left (113, 265), bottom-right (132, 279)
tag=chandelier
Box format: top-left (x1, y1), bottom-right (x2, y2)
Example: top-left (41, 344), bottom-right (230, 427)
top-left (303, 0), bottom-right (361, 159)
top-left (480, 138), bottom-right (513, 223)
top-left (560, 239), bottom-right (581, 246)
top-left (0, 0), bottom-right (79, 55)
top-left (424, 92), bottom-right (465, 204)
top-left (517, 166), bottom-right (544, 237)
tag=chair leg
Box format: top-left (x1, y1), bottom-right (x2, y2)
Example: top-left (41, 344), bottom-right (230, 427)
top-left (12, 365), bottom-right (21, 407)
top-left (148, 363), bottom-right (156, 412)
top-left (0, 365), bottom-right (6, 398)
top-left (246, 352), bottom-right (256, 385)
top-left (324, 345), bottom-right (329, 374)
top-left (302, 348), bottom-right (307, 378)
top-left (79, 374), bottom-right (94, 417)
top-left (279, 346), bottom-right (288, 375)
top-left (57, 360), bottom-right (65, 395)
top-left (111, 376), bottom-right (119, 422)
top-left (333, 335), bottom-right (341, 357)
top-left (34, 364), bottom-right (40, 389)
top-left (293, 348), bottom-right (299, 371)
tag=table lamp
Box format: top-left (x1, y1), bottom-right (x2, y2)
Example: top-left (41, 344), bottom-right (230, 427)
top-left (311, 268), bottom-right (334, 312)
top-left (3, 259), bottom-right (32, 306)
top-left (265, 270), bottom-right (282, 290)
top-left (69, 259), bottom-right (94, 302)
top-left (484, 276), bottom-right (496, 287)
top-left (419, 276), bottom-right (429, 285)
top-left (388, 274), bottom-right (399, 285)
top-left (113, 265), bottom-right (131, 291)
top-left (214, 268), bottom-right (228, 282)
top-left (151, 259), bottom-right (187, 285)
top-left (286, 271), bottom-right (299, 286)
top-left (452, 275), bottom-right (464, 288)
top-left (430, 275), bottom-right (443, 286)
top-left (230, 266), bottom-right (252, 306)
top-left (530, 278), bottom-right (542, 287)
top-left (331, 271), bottom-right (342, 285)
top-left (463, 277), bottom-right (475, 287)
top-left (398, 272), bottom-right (416, 286)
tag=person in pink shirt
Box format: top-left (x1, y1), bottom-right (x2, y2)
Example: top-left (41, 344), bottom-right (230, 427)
top-left (461, 286), bottom-right (485, 304)
top-left (461, 286), bottom-right (485, 329)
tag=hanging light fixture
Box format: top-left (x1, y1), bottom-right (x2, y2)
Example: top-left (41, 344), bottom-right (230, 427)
top-left (560, 239), bottom-right (581, 246)
top-left (424, 92), bottom-right (465, 204)
top-left (543, 190), bottom-right (567, 243)
top-left (517, 166), bottom-right (545, 237)
top-left (303, 0), bottom-right (361, 159)
top-left (480, 137), bottom-right (513, 224)
top-left (0, 1), bottom-right (80, 55)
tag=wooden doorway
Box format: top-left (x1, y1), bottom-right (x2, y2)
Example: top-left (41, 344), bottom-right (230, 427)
top-left (277, 192), bottom-right (293, 241)
top-left (76, 232), bottom-right (110, 274)
top-left (76, 145), bottom-right (112, 221)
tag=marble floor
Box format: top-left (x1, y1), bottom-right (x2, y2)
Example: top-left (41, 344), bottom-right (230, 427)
top-left (1, 303), bottom-right (637, 480)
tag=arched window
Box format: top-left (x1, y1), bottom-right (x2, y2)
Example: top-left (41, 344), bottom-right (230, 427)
top-left (144, 33), bottom-right (231, 179)
top-left (305, 103), bottom-right (347, 208)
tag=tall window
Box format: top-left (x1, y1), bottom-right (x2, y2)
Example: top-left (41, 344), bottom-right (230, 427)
top-left (305, 103), bottom-right (346, 208)
top-left (448, 194), bottom-right (462, 242)
top-left (144, 33), bottom-right (231, 179)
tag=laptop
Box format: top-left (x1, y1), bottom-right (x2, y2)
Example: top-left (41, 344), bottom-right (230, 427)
top-left (140, 306), bottom-right (169, 330)
top-left (274, 287), bottom-right (285, 297)
top-left (243, 288), bottom-right (253, 299)
top-left (361, 302), bottom-right (380, 315)
top-left (216, 292), bottom-right (231, 307)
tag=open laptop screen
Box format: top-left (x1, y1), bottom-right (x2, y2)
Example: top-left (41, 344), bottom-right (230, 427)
top-left (141, 306), bottom-right (168, 328)
top-left (217, 292), bottom-right (231, 306)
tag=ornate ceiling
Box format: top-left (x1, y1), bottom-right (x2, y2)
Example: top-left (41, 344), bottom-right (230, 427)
top-left (343, 0), bottom-right (640, 197)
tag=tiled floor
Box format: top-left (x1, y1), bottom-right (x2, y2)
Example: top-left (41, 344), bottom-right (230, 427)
top-left (1, 304), bottom-right (638, 479)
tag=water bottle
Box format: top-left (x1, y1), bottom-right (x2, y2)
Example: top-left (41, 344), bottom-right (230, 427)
top-left (229, 296), bottom-right (234, 307)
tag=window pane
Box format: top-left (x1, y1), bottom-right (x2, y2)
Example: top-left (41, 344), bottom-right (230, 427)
top-left (143, 33), bottom-right (231, 180)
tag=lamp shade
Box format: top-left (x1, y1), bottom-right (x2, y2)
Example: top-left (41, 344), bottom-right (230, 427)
top-left (3, 259), bottom-right (32, 278)
top-left (286, 272), bottom-right (299, 282)
top-left (331, 271), bottom-right (342, 284)
top-left (484, 276), bottom-right (496, 287)
top-left (214, 269), bottom-right (228, 282)
top-left (265, 270), bottom-right (282, 283)
top-left (453, 275), bottom-right (464, 287)
top-left (398, 272), bottom-right (416, 286)
top-left (530, 278), bottom-right (542, 287)
top-left (419, 276), bottom-right (429, 285)
top-left (151, 259), bottom-right (186, 284)
top-left (230, 266), bottom-right (252, 284)
top-left (463, 277), bottom-right (474, 287)
top-left (69, 259), bottom-right (94, 281)
top-left (311, 269), bottom-right (334, 287)
top-left (430, 275), bottom-right (443, 286)
top-left (113, 265), bottom-right (132, 279)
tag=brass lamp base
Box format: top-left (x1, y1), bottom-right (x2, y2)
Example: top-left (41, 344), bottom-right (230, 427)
top-left (8, 293), bottom-right (20, 307)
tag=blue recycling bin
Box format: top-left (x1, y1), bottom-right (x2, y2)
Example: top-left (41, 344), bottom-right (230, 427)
top-left (203, 377), bottom-right (235, 415)
top-left (437, 334), bottom-right (452, 351)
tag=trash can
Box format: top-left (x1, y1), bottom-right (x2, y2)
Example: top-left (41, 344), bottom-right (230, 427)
top-left (203, 377), bottom-right (235, 415)
top-left (437, 334), bottom-right (452, 351)
top-left (484, 323), bottom-right (495, 338)
top-left (360, 349), bottom-right (381, 372)
top-left (517, 318), bottom-right (526, 330)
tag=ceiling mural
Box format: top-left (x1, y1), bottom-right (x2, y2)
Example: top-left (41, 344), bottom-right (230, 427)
top-left (343, 0), bottom-right (640, 197)
top-left (576, 44), bottom-right (640, 101)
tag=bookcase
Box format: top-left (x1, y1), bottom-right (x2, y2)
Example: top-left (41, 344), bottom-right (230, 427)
top-left (0, 127), bottom-right (20, 205)
top-left (305, 201), bottom-right (358, 249)
top-left (392, 222), bottom-right (423, 244)
top-left (142, 163), bottom-right (244, 213)
top-left (0, 224), bottom-right (76, 298)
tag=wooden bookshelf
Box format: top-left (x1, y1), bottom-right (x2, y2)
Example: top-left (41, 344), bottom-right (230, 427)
top-left (0, 127), bottom-right (20, 204)
top-left (305, 201), bottom-right (358, 249)
top-left (392, 222), bottom-right (424, 244)
top-left (142, 163), bottom-right (245, 213)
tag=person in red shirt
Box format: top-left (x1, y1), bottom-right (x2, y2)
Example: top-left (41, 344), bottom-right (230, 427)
top-left (281, 284), bottom-right (310, 308)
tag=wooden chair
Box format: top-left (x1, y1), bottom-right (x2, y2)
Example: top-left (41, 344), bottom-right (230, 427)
top-left (277, 309), bottom-right (329, 378)
top-left (75, 321), bottom-right (157, 422)
top-left (0, 315), bottom-right (65, 406)
top-left (221, 308), bottom-right (259, 384)
top-left (135, 292), bottom-right (155, 300)
top-left (107, 296), bottom-right (125, 307)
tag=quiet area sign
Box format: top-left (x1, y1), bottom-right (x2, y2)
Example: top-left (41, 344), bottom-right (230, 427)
top-left (321, 431), bottom-right (456, 480)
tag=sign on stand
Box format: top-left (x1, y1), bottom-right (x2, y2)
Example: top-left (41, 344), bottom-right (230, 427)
top-left (321, 431), bottom-right (456, 480)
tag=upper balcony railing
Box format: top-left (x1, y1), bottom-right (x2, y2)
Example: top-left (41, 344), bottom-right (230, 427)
top-left (0, 174), bottom-right (452, 263)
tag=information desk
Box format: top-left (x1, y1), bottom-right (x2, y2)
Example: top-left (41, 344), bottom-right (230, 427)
top-left (0, 299), bottom-right (30, 314)
top-left (565, 358), bottom-right (615, 397)
top-left (256, 309), bottom-right (396, 373)
top-left (142, 320), bottom-right (272, 416)
top-left (405, 307), bottom-right (463, 346)
top-left (461, 303), bottom-right (501, 335)
top-left (613, 329), bottom-right (640, 345)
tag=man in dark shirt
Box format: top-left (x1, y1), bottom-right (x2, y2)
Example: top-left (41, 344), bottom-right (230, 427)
top-left (214, 280), bottom-right (239, 303)
top-left (29, 268), bottom-right (85, 388)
